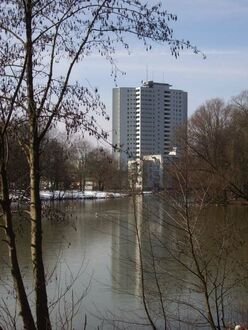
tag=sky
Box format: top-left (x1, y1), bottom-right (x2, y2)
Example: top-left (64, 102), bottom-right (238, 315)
top-left (69, 0), bottom-right (248, 144)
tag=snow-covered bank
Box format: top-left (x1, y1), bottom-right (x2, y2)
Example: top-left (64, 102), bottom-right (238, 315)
top-left (10, 190), bottom-right (154, 202)
top-left (39, 190), bottom-right (127, 201)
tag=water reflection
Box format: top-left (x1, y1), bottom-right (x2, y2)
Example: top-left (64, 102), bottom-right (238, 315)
top-left (0, 197), bottom-right (248, 329)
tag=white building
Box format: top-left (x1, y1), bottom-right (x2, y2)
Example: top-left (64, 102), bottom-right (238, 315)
top-left (128, 155), bottom-right (163, 191)
top-left (112, 81), bottom-right (187, 168)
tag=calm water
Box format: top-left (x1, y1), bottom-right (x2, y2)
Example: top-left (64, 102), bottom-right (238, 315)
top-left (0, 196), bottom-right (248, 329)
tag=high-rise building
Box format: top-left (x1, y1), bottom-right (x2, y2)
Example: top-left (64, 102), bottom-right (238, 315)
top-left (112, 81), bottom-right (187, 168)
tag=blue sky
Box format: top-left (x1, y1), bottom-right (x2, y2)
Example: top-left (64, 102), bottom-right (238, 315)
top-left (69, 0), bottom-right (248, 142)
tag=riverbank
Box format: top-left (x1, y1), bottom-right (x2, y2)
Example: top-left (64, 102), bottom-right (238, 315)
top-left (39, 190), bottom-right (127, 200)
top-left (10, 190), bottom-right (129, 202)
top-left (10, 189), bottom-right (154, 202)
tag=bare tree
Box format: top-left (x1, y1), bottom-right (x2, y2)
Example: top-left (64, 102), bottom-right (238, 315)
top-left (85, 147), bottom-right (116, 190)
top-left (148, 154), bottom-right (247, 329)
top-left (187, 95), bottom-right (248, 202)
top-left (229, 91), bottom-right (248, 199)
top-left (0, 1), bottom-right (202, 328)
top-left (40, 137), bottom-right (73, 190)
top-left (119, 147), bottom-right (248, 329)
top-left (68, 137), bottom-right (92, 191)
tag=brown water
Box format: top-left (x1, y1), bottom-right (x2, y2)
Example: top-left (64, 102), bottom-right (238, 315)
top-left (0, 196), bottom-right (248, 329)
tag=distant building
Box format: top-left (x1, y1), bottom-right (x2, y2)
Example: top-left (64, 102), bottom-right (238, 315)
top-left (112, 81), bottom-right (187, 168)
top-left (128, 155), bottom-right (163, 191)
top-left (84, 177), bottom-right (97, 191)
top-left (168, 146), bottom-right (178, 156)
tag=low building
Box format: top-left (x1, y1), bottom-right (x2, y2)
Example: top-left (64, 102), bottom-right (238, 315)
top-left (128, 155), bottom-right (163, 191)
top-left (84, 177), bottom-right (97, 191)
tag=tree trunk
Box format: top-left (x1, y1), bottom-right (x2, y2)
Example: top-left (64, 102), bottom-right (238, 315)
top-left (25, 1), bottom-right (52, 327)
top-left (0, 139), bottom-right (36, 330)
top-left (29, 134), bottom-right (52, 330)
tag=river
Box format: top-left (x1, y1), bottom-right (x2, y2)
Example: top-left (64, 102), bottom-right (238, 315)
top-left (0, 196), bottom-right (248, 329)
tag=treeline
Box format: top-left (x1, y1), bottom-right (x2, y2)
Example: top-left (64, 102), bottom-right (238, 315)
top-left (9, 90), bottom-right (248, 200)
top-left (169, 90), bottom-right (248, 203)
top-left (9, 135), bottom-right (128, 192)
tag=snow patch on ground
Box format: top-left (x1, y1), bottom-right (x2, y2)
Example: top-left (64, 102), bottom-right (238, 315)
top-left (39, 190), bottom-right (127, 201)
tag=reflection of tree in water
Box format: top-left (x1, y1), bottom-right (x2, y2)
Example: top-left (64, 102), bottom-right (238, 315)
top-left (1, 198), bottom-right (247, 329)
top-left (111, 194), bottom-right (248, 329)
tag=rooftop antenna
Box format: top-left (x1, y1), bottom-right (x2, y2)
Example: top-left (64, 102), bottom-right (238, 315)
top-left (146, 65), bottom-right (148, 82)
top-left (163, 72), bottom-right (165, 83)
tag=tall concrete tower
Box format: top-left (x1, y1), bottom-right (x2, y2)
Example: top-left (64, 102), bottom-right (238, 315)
top-left (112, 81), bottom-right (187, 168)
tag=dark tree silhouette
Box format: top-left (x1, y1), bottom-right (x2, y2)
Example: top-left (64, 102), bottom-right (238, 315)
top-left (0, 1), bottom-right (201, 328)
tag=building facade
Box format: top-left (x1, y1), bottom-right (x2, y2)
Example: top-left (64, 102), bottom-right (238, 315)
top-left (128, 155), bottom-right (163, 191)
top-left (112, 81), bottom-right (187, 168)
